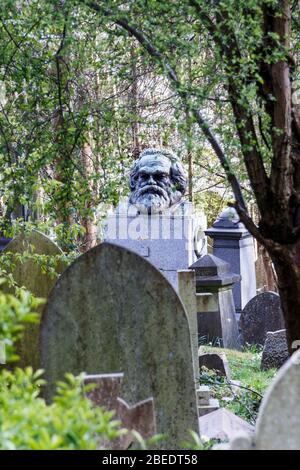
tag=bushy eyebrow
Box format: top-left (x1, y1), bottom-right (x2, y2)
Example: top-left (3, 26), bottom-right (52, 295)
top-left (138, 170), bottom-right (169, 177)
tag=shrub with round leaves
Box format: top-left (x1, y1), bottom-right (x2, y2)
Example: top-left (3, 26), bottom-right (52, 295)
top-left (0, 368), bottom-right (123, 450)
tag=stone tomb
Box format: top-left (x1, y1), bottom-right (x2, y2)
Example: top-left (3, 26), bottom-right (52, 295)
top-left (2, 230), bottom-right (66, 369)
top-left (240, 291), bottom-right (285, 346)
top-left (104, 201), bottom-right (206, 291)
top-left (200, 408), bottom-right (254, 443)
top-left (40, 242), bottom-right (198, 449)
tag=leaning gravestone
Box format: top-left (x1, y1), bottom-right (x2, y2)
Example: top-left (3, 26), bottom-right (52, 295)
top-left (2, 231), bottom-right (66, 369)
top-left (41, 242), bottom-right (198, 449)
top-left (240, 292), bottom-right (285, 346)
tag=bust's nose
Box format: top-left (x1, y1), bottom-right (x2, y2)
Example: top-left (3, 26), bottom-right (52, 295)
top-left (147, 175), bottom-right (156, 185)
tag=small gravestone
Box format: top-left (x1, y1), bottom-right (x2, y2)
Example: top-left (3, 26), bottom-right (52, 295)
top-left (83, 373), bottom-right (156, 450)
top-left (2, 230), bottom-right (66, 369)
top-left (240, 292), bottom-right (285, 346)
top-left (41, 242), bottom-right (198, 449)
top-left (199, 352), bottom-right (231, 380)
top-left (261, 329), bottom-right (289, 371)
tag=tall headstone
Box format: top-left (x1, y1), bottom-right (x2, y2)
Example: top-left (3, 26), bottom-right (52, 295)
top-left (205, 207), bottom-right (256, 317)
top-left (103, 148), bottom-right (206, 291)
top-left (240, 291), bottom-right (285, 346)
top-left (178, 269), bottom-right (199, 380)
top-left (40, 242), bottom-right (198, 449)
top-left (2, 230), bottom-right (66, 369)
top-left (190, 254), bottom-right (241, 350)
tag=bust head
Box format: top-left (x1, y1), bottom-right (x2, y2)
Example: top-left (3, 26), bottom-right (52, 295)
top-left (129, 148), bottom-right (187, 214)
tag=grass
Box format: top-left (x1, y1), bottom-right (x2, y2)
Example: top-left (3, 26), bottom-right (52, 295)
top-left (199, 345), bottom-right (277, 425)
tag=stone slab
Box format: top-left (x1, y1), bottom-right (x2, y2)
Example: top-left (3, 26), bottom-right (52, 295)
top-left (200, 408), bottom-right (254, 442)
top-left (83, 373), bottom-right (156, 450)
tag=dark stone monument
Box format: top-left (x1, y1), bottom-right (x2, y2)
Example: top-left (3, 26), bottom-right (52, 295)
top-left (0, 236), bottom-right (12, 252)
top-left (40, 242), bottom-right (198, 449)
top-left (240, 292), bottom-right (285, 346)
top-left (205, 207), bottom-right (256, 317)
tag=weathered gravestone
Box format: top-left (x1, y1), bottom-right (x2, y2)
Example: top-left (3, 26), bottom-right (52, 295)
top-left (40, 242), bottom-right (198, 449)
top-left (240, 292), bottom-right (285, 346)
top-left (220, 349), bottom-right (300, 450)
top-left (199, 352), bottom-right (231, 380)
top-left (261, 329), bottom-right (289, 371)
top-left (2, 230), bottom-right (66, 369)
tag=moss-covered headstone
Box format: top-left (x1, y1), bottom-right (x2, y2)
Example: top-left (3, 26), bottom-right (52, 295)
top-left (41, 242), bottom-right (198, 449)
top-left (2, 231), bottom-right (66, 369)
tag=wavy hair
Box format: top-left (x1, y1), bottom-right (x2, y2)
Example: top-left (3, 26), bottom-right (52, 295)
top-left (129, 148), bottom-right (187, 195)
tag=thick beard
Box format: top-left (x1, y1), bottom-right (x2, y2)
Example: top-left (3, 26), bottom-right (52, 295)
top-left (129, 185), bottom-right (181, 214)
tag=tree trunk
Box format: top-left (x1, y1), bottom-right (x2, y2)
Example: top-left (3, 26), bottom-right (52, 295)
top-left (80, 140), bottom-right (97, 252)
top-left (271, 243), bottom-right (300, 354)
top-left (260, 244), bottom-right (278, 292)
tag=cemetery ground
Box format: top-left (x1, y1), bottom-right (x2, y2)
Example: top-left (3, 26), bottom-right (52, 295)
top-left (199, 346), bottom-right (275, 431)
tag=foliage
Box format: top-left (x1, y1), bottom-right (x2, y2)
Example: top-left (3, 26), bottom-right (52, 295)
top-left (183, 430), bottom-right (216, 451)
top-left (130, 430), bottom-right (167, 450)
top-left (0, 282), bottom-right (43, 362)
top-left (0, 0), bottom-right (233, 251)
top-left (199, 346), bottom-right (276, 425)
top-left (0, 368), bottom-right (122, 450)
top-left (0, 286), bottom-right (123, 450)
top-left (194, 190), bottom-right (228, 228)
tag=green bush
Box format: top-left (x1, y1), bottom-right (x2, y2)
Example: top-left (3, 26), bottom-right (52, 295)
top-left (0, 286), bottom-right (122, 450)
top-left (0, 368), bottom-right (122, 450)
top-left (0, 282), bottom-right (43, 362)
